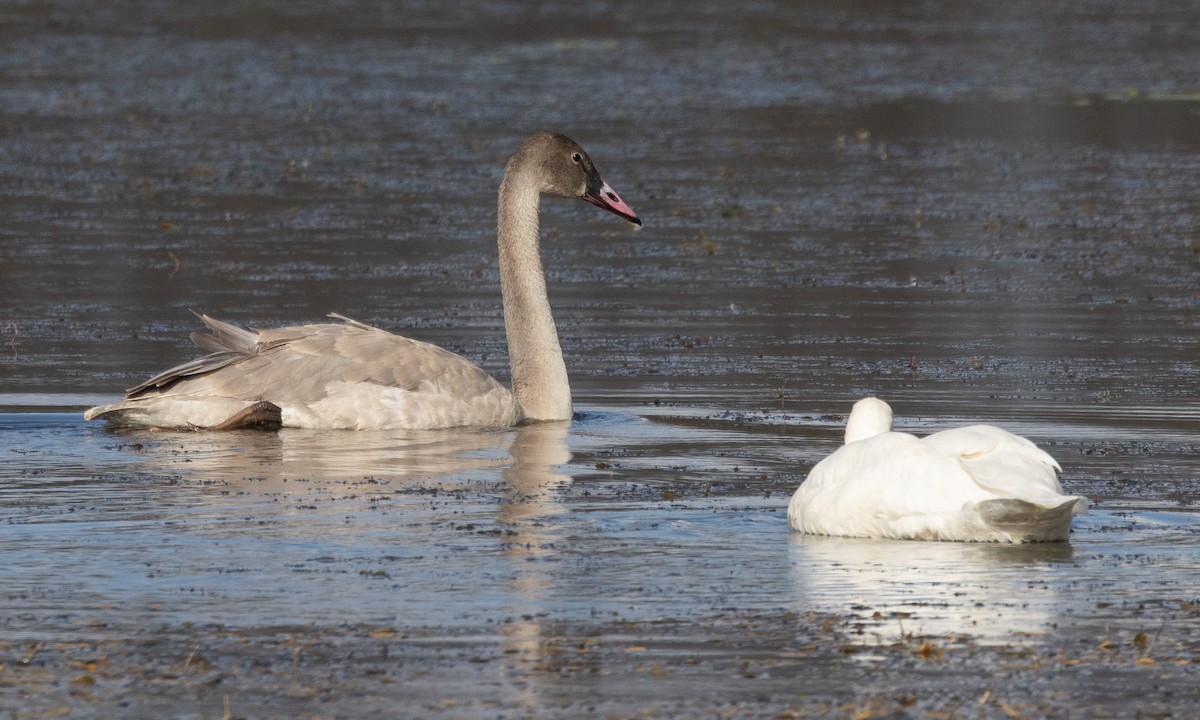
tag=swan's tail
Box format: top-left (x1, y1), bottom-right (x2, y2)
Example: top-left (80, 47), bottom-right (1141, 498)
top-left (974, 496), bottom-right (1087, 543)
top-left (83, 314), bottom-right (264, 426)
top-left (112, 314), bottom-right (259, 398)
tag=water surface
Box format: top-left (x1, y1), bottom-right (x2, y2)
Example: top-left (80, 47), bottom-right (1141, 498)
top-left (2, 0), bottom-right (1199, 717)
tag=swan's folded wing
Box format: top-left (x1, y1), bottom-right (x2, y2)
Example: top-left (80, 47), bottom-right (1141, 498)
top-left (154, 317), bottom-right (504, 402)
top-left (921, 425), bottom-right (1065, 500)
top-left (88, 315), bottom-right (515, 429)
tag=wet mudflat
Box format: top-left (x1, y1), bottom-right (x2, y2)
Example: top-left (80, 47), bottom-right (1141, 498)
top-left (3, 1), bottom-right (1200, 717)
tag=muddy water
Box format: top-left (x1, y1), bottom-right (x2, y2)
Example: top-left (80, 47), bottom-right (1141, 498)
top-left (2, 1), bottom-right (1200, 717)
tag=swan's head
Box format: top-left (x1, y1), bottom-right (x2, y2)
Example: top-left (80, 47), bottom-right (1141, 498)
top-left (843, 397), bottom-right (893, 444)
top-left (512, 132), bottom-right (641, 226)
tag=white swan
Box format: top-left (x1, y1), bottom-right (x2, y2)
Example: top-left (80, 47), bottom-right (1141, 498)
top-left (85, 132), bottom-right (641, 430)
top-left (788, 397), bottom-right (1088, 543)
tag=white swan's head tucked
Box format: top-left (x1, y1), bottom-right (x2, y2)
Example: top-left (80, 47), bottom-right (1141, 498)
top-left (844, 397), bottom-right (893, 444)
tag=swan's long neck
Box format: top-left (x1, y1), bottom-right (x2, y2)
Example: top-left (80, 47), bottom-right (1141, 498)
top-left (497, 164), bottom-right (571, 422)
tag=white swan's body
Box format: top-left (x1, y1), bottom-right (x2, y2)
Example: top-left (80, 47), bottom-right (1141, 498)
top-left (788, 398), bottom-right (1088, 543)
top-left (85, 133), bottom-right (641, 430)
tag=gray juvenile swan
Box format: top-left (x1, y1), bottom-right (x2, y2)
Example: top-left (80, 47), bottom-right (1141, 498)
top-left (85, 132), bottom-right (641, 430)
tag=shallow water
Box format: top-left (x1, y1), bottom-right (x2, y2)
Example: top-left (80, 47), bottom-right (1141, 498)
top-left (3, 0), bottom-right (1200, 717)
top-left (3, 404), bottom-right (1198, 716)
top-left (3, 408), bottom-right (1198, 639)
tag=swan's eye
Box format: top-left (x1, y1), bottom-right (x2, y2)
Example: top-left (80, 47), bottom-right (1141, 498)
top-left (571, 152), bottom-right (582, 165)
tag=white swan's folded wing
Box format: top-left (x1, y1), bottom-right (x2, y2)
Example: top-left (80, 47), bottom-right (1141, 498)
top-left (921, 425), bottom-right (1066, 501)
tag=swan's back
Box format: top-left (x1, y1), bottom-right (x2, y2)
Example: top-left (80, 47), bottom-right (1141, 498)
top-left (85, 314), bottom-right (521, 430)
top-left (789, 432), bottom-right (995, 540)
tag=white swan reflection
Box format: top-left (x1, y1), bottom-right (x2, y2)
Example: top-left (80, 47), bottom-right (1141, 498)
top-left (788, 532), bottom-right (1075, 644)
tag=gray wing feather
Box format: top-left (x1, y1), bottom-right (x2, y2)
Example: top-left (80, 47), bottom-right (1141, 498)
top-left (188, 312), bottom-right (258, 354)
top-left (124, 314), bottom-right (503, 404)
top-left (125, 313), bottom-right (261, 395)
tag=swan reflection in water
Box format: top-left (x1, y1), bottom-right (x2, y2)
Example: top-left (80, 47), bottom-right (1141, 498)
top-left (125, 424), bottom-right (519, 488)
top-left (118, 420), bottom-right (577, 714)
top-left (788, 532), bottom-right (1075, 644)
top-left (497, 421), bottom-right (575, 711)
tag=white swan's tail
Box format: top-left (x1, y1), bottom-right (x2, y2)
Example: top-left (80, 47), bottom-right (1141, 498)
top-left (973, 496), bottom-right (1088, 543)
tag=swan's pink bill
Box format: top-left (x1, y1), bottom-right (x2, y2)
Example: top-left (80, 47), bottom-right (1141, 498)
top-left (586, 180), bottom-right (641, 225)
